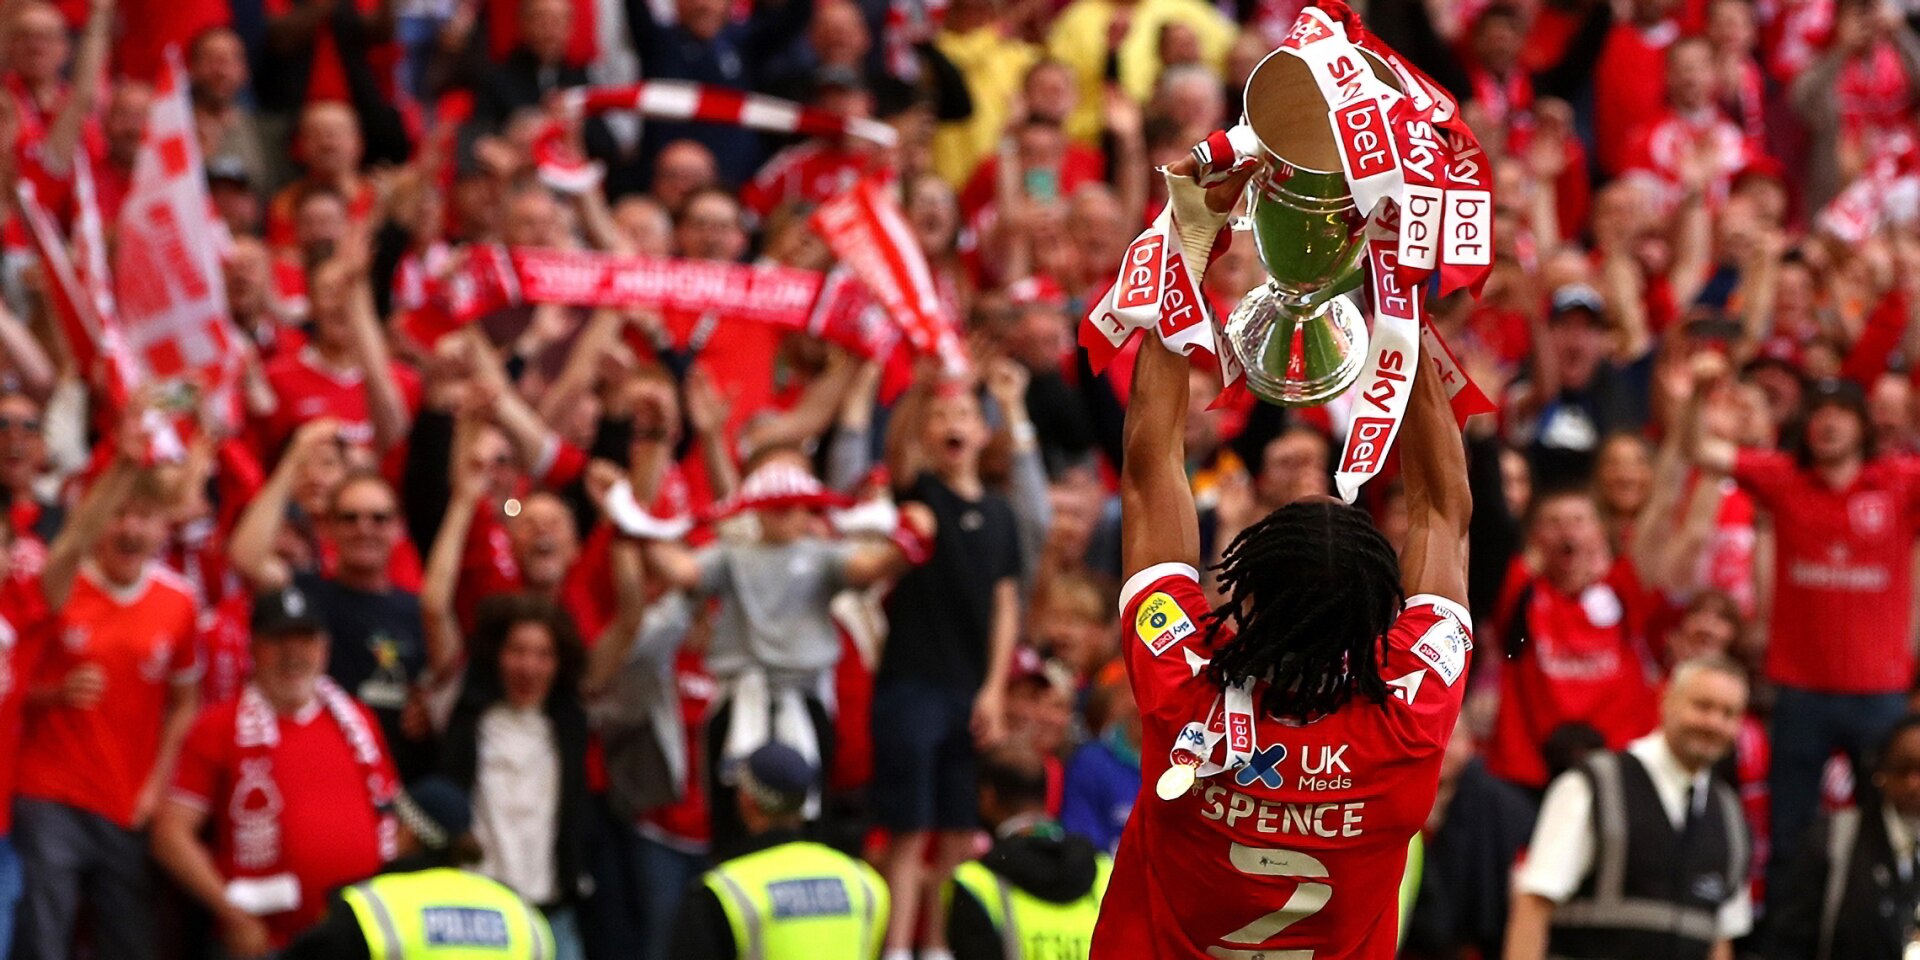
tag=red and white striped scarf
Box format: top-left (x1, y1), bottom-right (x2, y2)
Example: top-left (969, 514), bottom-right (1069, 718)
top-left (563, 83), bottom-right (897, 147)
top-left (229, 677), bottom-right (397, 876)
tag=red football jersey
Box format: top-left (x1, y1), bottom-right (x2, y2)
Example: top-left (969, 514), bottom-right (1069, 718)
top-left (1732, 450), bottom-right (1920, 693)
top-left (17, 563), bottom-right (200, 827)
top-left (1093, 563), bottom-right (1472, 959)
top-left (0, 571), bottom-right (51, 835)
top-left (171, 696), bottom-right (397, 946)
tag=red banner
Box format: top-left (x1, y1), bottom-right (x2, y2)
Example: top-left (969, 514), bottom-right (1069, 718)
top-left (417, 247), bottom-right (923, 380)
top-left (508, 248), bottom-right (822, 324)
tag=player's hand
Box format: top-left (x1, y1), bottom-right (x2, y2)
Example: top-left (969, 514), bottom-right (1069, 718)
top-left (62, 662), bottom-right (106, 709)
top-left (1165, 148), bottom-right (1256, 215)
top-left (971, 684), bottom-right (1006, 747)
top-left (218, 909), bottom-right (273, 959)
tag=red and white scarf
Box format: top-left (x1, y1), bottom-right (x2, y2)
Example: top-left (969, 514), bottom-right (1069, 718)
top-left (229, 677), bottom-right (397, 877)
top-left (562, 83), bottom-right (897, 148)
top-left (410, 240), bottom-right (942, 390)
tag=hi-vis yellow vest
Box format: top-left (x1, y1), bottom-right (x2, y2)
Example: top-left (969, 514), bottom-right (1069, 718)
top-left (704, 840), bottom-right (889, 960)
top-left (342, 867), bottom-right (556, 959)
top-left (945, 854), bottom-right (1112, 960)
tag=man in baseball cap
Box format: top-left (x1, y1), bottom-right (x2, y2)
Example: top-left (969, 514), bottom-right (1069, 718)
top-left (1515, 281), bottom-right (1656, 485)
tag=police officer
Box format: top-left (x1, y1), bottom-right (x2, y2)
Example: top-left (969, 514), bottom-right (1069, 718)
top-left (1505, 655), bottom-right (1753, 960)
top-left (670, 743), bottom-right (889, 959)
top-left (945, 746), bottom-right (1111, 960)
top-left (283, 778), bottom-right (556, 959)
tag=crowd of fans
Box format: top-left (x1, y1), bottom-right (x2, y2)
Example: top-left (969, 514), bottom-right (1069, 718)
top-left (1, 0), bottom-right (1920, 953)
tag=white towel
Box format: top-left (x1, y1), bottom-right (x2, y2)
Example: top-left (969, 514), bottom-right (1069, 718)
top-left (720, 668), bottom-right (824, 819)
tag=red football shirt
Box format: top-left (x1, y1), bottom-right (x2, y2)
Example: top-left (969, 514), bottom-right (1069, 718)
top-left (1484, 559), bottom-right (1661, 788)
top-left (172, 694), bottom-right (396, 946)
top-left (197, 594), bottom-right (254, 708)
top-left (1592, 20), bottom-right (1678, 175)
top-left (17, 563), bottom-right (200, 827)
top-left (260, 347), bottom-right (423, 454)
top-left (739, 141), bottom-right (876, 221)
top-left (0, 571), bottom-right (51, 835)
top-left (1092, 563), bottom-right (1472, 959)
top-left (1732, 450), bottom-right (1920, 693)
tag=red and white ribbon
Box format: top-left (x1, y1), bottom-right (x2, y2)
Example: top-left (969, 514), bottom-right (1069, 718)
top-left (1078, 1), bottom-right (1499, 503)
top-left (1303, 0), bottom-right (1494, 296)
top-left (1079, 204), bottom-right (1239, 392)
top-left (562, 83), bottom-right (898, 148)
top-left (1276, 7), bottom-right (1405, 218)
top-left (1335, 208), bottom-right (1422, 501)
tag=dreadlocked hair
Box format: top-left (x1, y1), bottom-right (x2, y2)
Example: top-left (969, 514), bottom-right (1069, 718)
top-left (1201, 499), bottom-right (1404, 721)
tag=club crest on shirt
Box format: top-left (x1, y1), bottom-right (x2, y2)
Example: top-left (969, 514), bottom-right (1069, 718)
top-left (1411, 617), bottom-right (1470, 686)
top-left (1135, 592), bottom-right (1196, 656)
top-left (1578, 584), bottom-right (1623, 629)
top-left (1850, 491), bottom-right (1893, 538)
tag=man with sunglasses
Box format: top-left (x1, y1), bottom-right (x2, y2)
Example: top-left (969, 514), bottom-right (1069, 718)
top-left (233, 419), bottom-right (438, 779)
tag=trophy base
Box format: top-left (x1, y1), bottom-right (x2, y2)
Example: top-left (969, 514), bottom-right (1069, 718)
top-left (1225, 284), bottom-right (1370, 407)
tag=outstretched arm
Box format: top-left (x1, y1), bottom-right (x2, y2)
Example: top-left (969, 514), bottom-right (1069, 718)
top-left (1398, 352), bottom-right (1473, 606)
top-left (40, 0), bottom-right (112, 179)
top-left (1120, 154), bottom-right (1251, 576)
top-left (1120, 336), bottom-right (1201, 576)
top-left (419, 409), bottom-right (488, 679)
top-left (230, 418), bottom-right (342, 591)
top-left (42, 407), bottom-right (146, 607)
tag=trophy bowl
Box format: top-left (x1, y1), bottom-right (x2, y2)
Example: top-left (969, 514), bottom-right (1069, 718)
top-left (1224, 44), bottom-right (1403, 406)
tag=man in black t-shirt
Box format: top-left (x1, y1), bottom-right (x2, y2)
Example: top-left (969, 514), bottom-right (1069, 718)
top-left (875, 382), bottom-right (1022, 960)
top-left (231, 420), bottom-right (436, 778)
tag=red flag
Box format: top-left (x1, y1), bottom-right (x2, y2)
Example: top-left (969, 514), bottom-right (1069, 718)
top-left (811, 177), bottom-right (968, 376)
top-left (114, 48), bottom-right (243, 404)
top-left (15, 180), bottom-right (137, 409)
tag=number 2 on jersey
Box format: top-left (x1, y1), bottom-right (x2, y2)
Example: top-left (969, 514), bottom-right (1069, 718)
top-left (1208, 844), bottom-right (1330, 960)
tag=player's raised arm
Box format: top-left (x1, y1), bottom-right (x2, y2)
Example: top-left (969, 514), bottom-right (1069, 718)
top-left (1120, 154), bottom-right (1253, 577)
top-left (1398, 350), bottom-right (1473, 607)
top-left (1120, 335), bottom-right (1201, 575)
